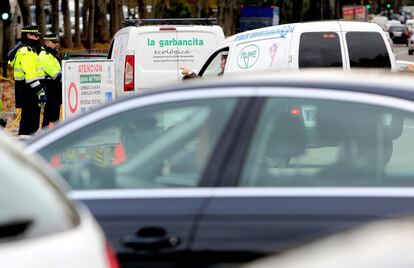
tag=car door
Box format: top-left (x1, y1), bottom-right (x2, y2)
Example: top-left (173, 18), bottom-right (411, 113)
top-left (31, 93), bottom-right (244, 268)
top-left (192, 87), bottom-right (414, 268)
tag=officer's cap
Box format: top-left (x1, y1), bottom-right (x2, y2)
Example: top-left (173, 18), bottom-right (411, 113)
top-left (44, 33), bottom-right (60, 42)
top-left (21, 25), bottom-right (41, 35)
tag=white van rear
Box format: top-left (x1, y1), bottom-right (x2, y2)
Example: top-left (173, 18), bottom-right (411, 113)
top-left (108, 19), bottom-right (225, 97)
top-left (197, 21), bottom-right (396, 79)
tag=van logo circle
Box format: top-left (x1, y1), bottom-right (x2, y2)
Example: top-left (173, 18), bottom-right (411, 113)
top-left (237, 45), bottom-right (260, 69)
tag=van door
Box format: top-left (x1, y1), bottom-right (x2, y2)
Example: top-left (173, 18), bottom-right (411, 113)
top-left (136, 28), bottom-right (180, 91)
top-left (342, 31), bottom-right (392, 69)
top-left (110, 32), bottom-right (129, 97)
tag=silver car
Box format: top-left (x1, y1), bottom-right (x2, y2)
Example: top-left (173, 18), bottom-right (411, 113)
top-left (0, 134), bottom-right (119, 268)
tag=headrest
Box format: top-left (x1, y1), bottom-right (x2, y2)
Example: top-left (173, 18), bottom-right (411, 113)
top-left (267, 112), bottom-right (306, 159)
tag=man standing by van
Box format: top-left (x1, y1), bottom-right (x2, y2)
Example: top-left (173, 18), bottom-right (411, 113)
top-left (8, 25), bottom-right (46, 135)
top-left (39, 33), bottom-right (62, 127)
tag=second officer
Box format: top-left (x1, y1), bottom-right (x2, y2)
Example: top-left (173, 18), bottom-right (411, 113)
top-left (39, 33), bottom-right (62, 127)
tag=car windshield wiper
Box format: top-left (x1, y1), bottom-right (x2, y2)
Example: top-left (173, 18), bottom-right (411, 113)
top-left (0, 219), bottom-right (33, 239)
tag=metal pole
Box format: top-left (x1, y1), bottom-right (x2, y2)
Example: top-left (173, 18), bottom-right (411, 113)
top-left (2, 22), bottom-right (7, 78)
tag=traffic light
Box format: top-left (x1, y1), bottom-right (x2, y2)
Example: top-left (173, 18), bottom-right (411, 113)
top-left (365, 3), bottom-right (371, 10)
top-left (386, 2), bottom-right (392, 9)
top-left (0, 6), bottom-right (11, 25)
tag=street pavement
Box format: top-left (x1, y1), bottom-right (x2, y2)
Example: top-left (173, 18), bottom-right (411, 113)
top-left (393, 43), bottom-right (414, 61)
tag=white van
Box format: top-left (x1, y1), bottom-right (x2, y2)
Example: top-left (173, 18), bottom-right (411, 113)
top-left (108, 19), bottom-right (225, 96)
top-left (196, 21), bottom-right (396, 79)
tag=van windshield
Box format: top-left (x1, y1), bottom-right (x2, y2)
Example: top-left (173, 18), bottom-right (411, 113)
top-left (299, 32), bottom-right (343, 68)
top-left (346, 32), bottom-right (391, 69)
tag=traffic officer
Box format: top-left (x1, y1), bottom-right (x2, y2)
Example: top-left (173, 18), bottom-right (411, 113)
top-left (39, 33), bottom-right (62, 127)
top-left (8, 25), bottom-right (46, 135)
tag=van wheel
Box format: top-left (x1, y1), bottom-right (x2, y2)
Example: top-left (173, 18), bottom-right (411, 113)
top-left (409, 50), bottom-right (413, 55)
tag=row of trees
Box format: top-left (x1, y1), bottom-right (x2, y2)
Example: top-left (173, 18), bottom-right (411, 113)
top-left (4, 0), bottom-right (414, 51)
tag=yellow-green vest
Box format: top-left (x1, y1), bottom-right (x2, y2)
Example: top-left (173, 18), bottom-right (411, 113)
top-left (8, 46), bottom-right (44, 83)
top-left (39, 49), bottom-right (61, 79)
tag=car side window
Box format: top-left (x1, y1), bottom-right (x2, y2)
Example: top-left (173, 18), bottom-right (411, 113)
top-left (38, 98), bottom-right (237, 190)
top-left (346, 32), bottom-right (391, 68)
top-left (239, 97), bottom-right (414, 187)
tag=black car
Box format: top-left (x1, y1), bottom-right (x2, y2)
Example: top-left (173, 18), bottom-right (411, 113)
top-left (388, 25), bottom-right (410, 45)
top-left (26, 72), bottom-right (414, 268)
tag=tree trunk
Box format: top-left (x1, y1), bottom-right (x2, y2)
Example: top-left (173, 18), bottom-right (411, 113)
top-left (62, 0), bottom-right (73, 48)
top-left (87, 0), bottom-right (95, 49)
top-left (324, 0), bottom-right (331, 19)
top-left (94, 0), bottom-right (110, 43)
top-left (306, 0), bottom-right (320, 20)
top-left (0, 0), bottom-right (11, 71)
top-left (35, 0), bottom-right (46, 35)
top-left (200, 0), bottom-right (209, 17)
top-left (51, 0), bottom-right (59, 34)
top-left (154, 0), bottom-right (168, 18)
top-left (110, 0), bottom-right (122, 36)
top-left (74, 0), bottom-right (81, 48)
top-left (138, 0), bottom-right (146, 19)
top-left (292, 0), bottom-right (303, 22)
top-left (192, 0), bottom-right (206, 17)
top-left (83, 0), bottom-right (89, 40)
top-left (218, 0), bottom-right (237, 36)
top-left (17, 0), bottom-right (32, 26)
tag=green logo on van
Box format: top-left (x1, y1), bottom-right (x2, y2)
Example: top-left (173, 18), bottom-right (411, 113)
top-left (237, 44), bottom-right (260, 69)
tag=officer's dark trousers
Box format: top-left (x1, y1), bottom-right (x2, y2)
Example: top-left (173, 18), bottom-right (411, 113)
top-left (18, 87), bottom-right (40, 135)
top-left (42, 101), bottom-right (60, 127)
top-left (42, 80), bottom-right (61, 127)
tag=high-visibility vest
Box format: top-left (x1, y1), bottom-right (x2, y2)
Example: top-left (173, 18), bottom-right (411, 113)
top-left (39, 49), bottom-right (61, 80)
top-left (8, 46), bottom-right (44, 83)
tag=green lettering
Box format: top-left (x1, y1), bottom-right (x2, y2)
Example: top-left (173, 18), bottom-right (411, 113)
top-left (147, 38), bottom-right (155, 46)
